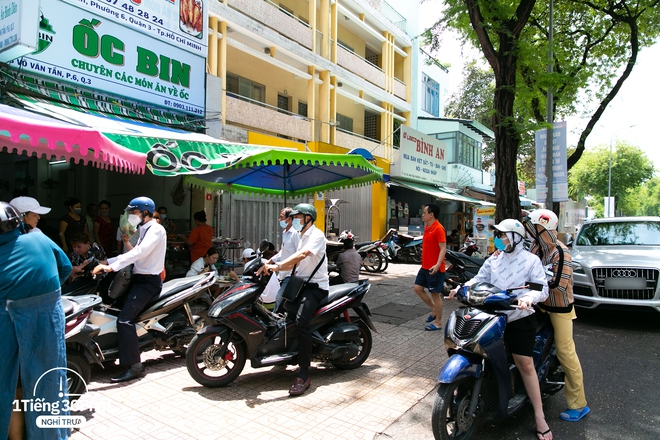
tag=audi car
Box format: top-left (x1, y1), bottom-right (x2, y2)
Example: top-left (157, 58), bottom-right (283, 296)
top-left (570, 217), bottom-right (660, 313)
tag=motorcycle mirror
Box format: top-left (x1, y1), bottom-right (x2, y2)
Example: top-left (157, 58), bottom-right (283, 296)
top-left (527, 282), bottom-right (544, 291)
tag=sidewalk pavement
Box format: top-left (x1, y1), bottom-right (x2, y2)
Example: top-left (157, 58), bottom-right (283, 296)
top-left (70, 263), bottom-right (459, 440)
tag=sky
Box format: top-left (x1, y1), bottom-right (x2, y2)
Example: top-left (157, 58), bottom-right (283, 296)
top-left (418, 1), bottom-right (660, 169)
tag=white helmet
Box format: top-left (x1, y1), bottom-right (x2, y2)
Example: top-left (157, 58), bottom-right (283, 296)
top-left (493, 219), bottom-right (526, 238)
top-left (241, 248), bottom-right (256, 260)
top-left (527, 209), bottom-right (558, 231)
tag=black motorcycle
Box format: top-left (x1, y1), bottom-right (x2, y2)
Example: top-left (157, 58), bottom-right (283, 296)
top-left (186, 243), bottom-right (377, 387)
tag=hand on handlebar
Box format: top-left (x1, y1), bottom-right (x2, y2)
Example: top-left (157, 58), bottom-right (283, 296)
top-left (516, 297), bottom-right (533, 310)
top-left (91, 264), bottom-right (113, 276)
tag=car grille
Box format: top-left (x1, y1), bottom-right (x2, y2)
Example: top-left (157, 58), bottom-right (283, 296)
top-left (592, 267), bottom-right (659, 300)
top-left (454, 316), bottom-right (483, 339)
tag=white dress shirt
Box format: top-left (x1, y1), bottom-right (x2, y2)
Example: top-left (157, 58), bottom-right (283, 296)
top-left (108, 219), bottom-right (166, 275)
top-left (271, 226), bottom-right (301, 280)
top-left (295, 225), bottom-right (329, 291)
top-left (465, 244), bottom-right (549, 322)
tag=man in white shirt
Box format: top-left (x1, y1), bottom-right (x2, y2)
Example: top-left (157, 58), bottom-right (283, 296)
top-left (260, 203), bottom-right (328, 397)
top-left (92, 196), bottom-right (166, 382)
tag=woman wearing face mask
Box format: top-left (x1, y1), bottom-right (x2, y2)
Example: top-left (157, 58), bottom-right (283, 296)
top-left (94, 200), bottom-right (115, 257)
top-left (449, 219), bottom-right (553, 440)
top-left (59, 198), bottom-right (90, 254)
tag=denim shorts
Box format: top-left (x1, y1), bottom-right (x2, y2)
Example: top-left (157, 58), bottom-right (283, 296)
top-left (414, 268), bottom-right (445, 294)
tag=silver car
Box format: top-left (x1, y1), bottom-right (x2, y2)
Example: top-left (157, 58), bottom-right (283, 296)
top-left (570, 216), bottom-right (660, 313)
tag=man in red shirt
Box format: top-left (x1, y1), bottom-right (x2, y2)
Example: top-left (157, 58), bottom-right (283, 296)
top-left (414, 203), bottom-right (447, 331)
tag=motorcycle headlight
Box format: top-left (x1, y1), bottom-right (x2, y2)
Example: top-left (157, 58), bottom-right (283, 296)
top-left (208, 287), bottom-right (259, 318)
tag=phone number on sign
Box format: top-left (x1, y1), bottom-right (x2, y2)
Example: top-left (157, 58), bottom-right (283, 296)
top-left (163, 99), bottom-right (203, 115)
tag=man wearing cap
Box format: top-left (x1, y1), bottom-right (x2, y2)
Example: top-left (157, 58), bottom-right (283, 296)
top-left (229, 248), bottom-right (257, 282)
top-left (259, 203), bottom-right (328, 397)
top-left (9, 197), bottom-right (51, 233)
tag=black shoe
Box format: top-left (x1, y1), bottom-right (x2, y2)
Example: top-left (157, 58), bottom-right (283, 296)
top-left (111, 364), bottom-right (146, 383)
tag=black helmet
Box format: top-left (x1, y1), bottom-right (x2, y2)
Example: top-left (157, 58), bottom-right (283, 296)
top-left (0, 202), bottom-right (22, 234)
top-left (289, 203), bottom-right (317, 221)
top-left (125, 196), bottom-right (156, 215)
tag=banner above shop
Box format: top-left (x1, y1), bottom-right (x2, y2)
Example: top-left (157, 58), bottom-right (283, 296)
top-left (7, 0), bottom-right (205, 116)
top-left (0, 0), bottom-right (39, 62)
top-left (390, 126), bottom-right (448, 186)
top-left (61, 0), bottom-right (208, 57)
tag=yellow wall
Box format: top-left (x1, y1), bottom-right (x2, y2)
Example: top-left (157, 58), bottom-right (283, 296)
top-left (279, 0), bottom-right (310, 23)
top-left (248, 133), bottom-right (305, 151)
top-left (335, 94), bottom-right (365, 134)
top-left (336, 24), bottom-right (366, 58)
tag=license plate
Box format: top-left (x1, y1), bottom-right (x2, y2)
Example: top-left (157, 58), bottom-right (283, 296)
top-left (604, 277), bottom-right (646, 290)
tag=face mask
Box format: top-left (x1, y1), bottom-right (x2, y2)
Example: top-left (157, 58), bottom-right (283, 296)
top-left (292, 218), bottom-right (304, 232)
top-left (128, 214), bottom-right (142, 227)
top-left (493, 237), bottom-right (507, 251)
top-left (100, 211), bottom-right (109, 217)
top-left (74, 208), bottom-right (82, 215)
top-left (279, 220), bottom-right (287, 229)
top-left (160, 214), bottom-right (167, 220)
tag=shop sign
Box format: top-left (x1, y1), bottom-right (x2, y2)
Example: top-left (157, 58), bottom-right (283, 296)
top-left (61, 0), bottom-right (207, 57)
top-left (0, 0), bottom-right (39, 63)
top-left (7, 0), bottom-right (204, 116)
top-left (535, 121), bottom-right (568, 202)
top-left (391, 126), bottom-right (448, 185)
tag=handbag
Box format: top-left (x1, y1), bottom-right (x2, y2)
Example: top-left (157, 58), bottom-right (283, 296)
top-left (280, 255), bottom-right (326, 303)
top-left (107, 264), bottom-right (134, 299)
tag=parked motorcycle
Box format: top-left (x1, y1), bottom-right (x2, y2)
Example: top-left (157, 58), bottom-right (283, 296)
top-left (431, 282), bottom-right (564, 440)
top-left (326, 232), bottom-right (388, 273)
top-left (62, 294), bottom-right (104, 397)
top-left (185, 242), bottom-right (377, 388)
top-left (382, 228), bottom-right (422, 263)
top-left (86, 271), bottom-right (216, 364)
top-left (458, 237), bottom-right (483, 257)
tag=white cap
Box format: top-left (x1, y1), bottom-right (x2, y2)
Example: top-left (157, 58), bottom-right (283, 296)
top-left (10, 197), bottom-right (51, 215)
top-left (241, 248), bottom-right (256, 260)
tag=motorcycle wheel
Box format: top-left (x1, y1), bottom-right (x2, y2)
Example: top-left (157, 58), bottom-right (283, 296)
top-left (186, 330), bottom-right (246, 388)
top-left (331, 321), bottom-right (372, 370)
top-left (409, 246), bottom-right (422, 264)
top-left (66, 349), bottom-right (91, 399)
top-left (362, 251), bottom-right (382, 273)
top-left (432, 378), bottom-right (481, 440)
top-left (377, 254), bottom-right (389, 272)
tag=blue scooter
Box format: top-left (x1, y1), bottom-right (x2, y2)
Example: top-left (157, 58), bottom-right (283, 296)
top-left (382, 229), bottom-right (422, 263)
top-left (432, 282), bottom-right (564, 440)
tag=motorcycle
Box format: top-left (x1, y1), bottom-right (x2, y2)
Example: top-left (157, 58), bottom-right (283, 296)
top-left (458, 237), bottom-right (483, 258)
top-left (185, 241), bottom-right (377, 388)
top-left (326, 235), bottom-right (388, 274)
top-left (382, 228), bottom-right (422, 264)
top-left (431, 282), bottom-right (564, 440)
top-left (62, 294), bottom-right (105, 397)
top-left (86, 271), bottom-right (216, 364)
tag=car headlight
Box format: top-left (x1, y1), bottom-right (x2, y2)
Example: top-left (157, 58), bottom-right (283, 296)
top-left (572, 261), bottom-right (585, 274)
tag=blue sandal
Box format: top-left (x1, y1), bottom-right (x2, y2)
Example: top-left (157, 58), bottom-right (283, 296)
top-left (426, 315), bottom-right (436, 323)
top-left (425, 323), bottom-right (442, 331)
top-left (560, 406), bottom-right (590, 422)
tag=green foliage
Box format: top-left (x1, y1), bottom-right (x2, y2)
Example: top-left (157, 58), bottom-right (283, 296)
top-left (568, 142), bottom-right (655, 215)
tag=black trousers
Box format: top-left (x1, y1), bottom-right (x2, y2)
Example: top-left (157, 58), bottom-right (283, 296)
top-left (296, 284), bottom-right (328, 371)
top-left (117, 274), bottom-right (162, 365)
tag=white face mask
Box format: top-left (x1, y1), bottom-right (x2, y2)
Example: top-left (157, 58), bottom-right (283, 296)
top-left (292, 218), bottom-right (304, 232)
top-left (128, 214), bottom-right (142, 227)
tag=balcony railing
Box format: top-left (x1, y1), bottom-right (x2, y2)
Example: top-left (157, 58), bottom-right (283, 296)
top-left (228, 0), bottom-right (313, 49)
top-left (381, 1), bottom-right (407, 33)
top-left (225, 93), bottom-right (311, 141)
top-left (337, 45), bottom-right (385, 89)
top-left (393, 77), bottom-right (406, 100)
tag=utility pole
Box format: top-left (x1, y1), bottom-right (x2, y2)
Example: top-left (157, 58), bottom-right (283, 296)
top-left (545, 0), bottom-right (554, 210)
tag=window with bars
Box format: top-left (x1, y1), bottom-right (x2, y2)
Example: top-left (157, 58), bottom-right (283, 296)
top-left (226, 73), bottom-right (265, 103)
top-left (298, 101), bottom-right (308, 117)
top-left (364, 112), bottom-right (378, 140)
top-left (277, 94), bottom-right (290, 113)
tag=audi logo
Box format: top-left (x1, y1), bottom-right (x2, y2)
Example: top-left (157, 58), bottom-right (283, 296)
top-left (611, 269), bottom-right (638, 278)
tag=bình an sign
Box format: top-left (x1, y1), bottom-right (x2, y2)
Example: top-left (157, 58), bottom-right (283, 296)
top-left (0, 0), bottom-right (40, 63)
top-left (391, 126), bottom-right (448, 185)
top-left (7, 0), bottom-right (205, 116)
top-left (60, 0), bottom-right (207, 57)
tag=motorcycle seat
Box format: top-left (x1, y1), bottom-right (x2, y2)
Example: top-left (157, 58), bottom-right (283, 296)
top-left (147, 274), bottom-right (206, 305)
top-left (318, 282), bottom-right (359, 307)
top-left (61, 297), bottom-right (75, 317)
top-left (354, 241), bottom-right (373, 249)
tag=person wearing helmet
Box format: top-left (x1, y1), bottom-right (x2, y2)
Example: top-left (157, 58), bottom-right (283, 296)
top-left (92, 196), bottom-right (166, 383)
top-left (9, 196), bottom-right (51, 233)
top-left (0, 201), bottom-right (72, 440)
top-left (330, 230), bottom-right (361, 285)
top-left (524, 209), bottom-right (589, 423)
top-left (449, 218), bottom-right (552, 440)
top-left (258, 202), bottom-right (328, 397)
